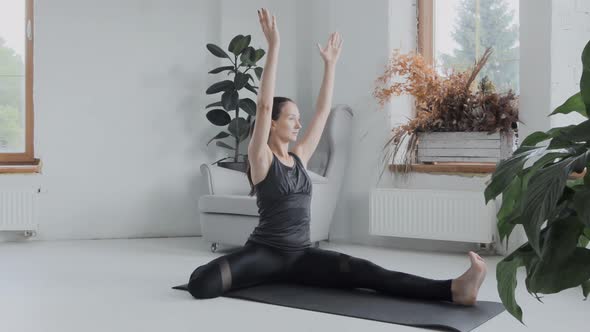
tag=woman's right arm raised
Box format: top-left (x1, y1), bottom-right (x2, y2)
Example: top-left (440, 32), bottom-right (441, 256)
top-left (248, 8), bottom-right (279, 161)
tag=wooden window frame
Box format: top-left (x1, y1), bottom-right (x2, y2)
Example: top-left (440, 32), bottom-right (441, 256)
top-left (417, 0), bottom-right (434, 65)
top-left (0, 0), bottom-right (35, 165)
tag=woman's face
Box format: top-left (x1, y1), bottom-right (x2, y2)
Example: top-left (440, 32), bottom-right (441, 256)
top-left (271, 102), bottom-right (302, 142)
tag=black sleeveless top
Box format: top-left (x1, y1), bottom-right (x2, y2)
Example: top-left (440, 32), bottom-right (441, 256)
top-left (247, 151), bottom-right (313, 252)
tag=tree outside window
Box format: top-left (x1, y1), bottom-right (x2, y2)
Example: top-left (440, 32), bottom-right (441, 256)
top-left (433, 0), bottom-right (519, 94)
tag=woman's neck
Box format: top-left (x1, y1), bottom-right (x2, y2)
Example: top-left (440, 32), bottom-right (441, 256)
top-left (268, 140), bottom-right (290, 158)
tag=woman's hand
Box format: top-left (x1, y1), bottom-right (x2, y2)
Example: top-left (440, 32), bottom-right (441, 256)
top-left (258, 8), bottom-right (279, 48)
top-left (317, 32), bottom-right (343, 65)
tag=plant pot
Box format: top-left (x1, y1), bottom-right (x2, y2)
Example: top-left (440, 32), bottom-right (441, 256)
top-left (416, 130), bottom-right (517, 163)
top-left (217, 161), bottom-right (248, 173)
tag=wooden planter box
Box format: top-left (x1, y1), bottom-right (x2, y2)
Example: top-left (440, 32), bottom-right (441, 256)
top-left (416, 131), bottom-right (516, 163)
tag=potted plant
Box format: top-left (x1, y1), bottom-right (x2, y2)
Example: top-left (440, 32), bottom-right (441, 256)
top-left (484, 39), bottom-right (590, 324)
top-left (205, 34), bottom-right (265, 172)
top-left (373, 47), bottom-right (519, 178)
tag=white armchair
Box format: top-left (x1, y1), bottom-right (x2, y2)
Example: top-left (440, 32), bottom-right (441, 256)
top-left (198, 105), bottom-right (353, 252)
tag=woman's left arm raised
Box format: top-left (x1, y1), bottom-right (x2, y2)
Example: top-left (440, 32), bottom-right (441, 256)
top-left (293, 32), bottom-right (343, 166)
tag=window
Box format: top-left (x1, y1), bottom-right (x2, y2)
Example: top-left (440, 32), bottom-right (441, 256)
top-left (0, 0), bottom-right (34, 164)
top-left (418, 0), bottom-right (519, 94)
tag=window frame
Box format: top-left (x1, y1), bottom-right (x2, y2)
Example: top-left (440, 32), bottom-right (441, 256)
top-left (0, 0), bottom-right (35, 165)
top-left (417, 0), bottom-right (434, 65)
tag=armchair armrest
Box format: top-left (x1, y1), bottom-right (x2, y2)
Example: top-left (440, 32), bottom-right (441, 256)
top-left (199, 194), bottom-right (258, 216)
top-left (308, 170), bottom-right (328, 184)
top-left (200, 163), bottom-right (251, 195)
top-left (200, 164), bottom-right (328, 196)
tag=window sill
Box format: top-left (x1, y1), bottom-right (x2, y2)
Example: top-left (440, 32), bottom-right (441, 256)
top-left (0, 159), bottom-right (42, 174)
top-left (389, 162), bottom-right (587, 179)
top-left (389, 162), bottom-right (496, 176)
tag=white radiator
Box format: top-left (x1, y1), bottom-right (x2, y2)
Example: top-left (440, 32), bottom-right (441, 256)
top-left (0, 186), bottom-right (39, 236)
top-left (370, 188), bottom-right (495, 244)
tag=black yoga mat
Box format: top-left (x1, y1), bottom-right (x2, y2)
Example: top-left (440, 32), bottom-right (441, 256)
top-left (173, 282), bottom-right (504, 332)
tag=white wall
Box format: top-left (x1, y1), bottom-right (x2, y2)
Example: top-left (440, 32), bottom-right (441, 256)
top-left (550, 0), bottom-right (590, 128)
top-left (2, 0), bottom-right (223, 241)
top-left (518, 0), bottom-right (552, 139)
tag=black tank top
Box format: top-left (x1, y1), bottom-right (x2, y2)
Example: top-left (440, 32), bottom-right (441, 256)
top-left (247, 151), bottom-right (313, 252)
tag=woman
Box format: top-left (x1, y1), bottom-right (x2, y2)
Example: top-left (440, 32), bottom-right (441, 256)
top-left (187, 8), bottom-right (487, 306)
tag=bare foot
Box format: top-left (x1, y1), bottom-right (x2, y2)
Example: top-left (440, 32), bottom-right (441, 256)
top-left (451, 251), bottom-right (487, 305)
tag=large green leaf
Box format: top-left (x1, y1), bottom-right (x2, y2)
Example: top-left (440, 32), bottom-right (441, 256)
top-left (582, 227), bottom-right (590, 248)
top-left (206, 109), bottom-right (231, 126)
top-left (550, 92), bottom-right (588, 118)
top-left (572, 150), bottom-right (590, 173)
top-left (254, 67), bottom-right (264, 81)
top-left (542, 125), bottom-right (578, 150)
top-left (228, 35), bottom-right (251, 56)
top-left (221, 90), bottom-right (239, 111)
top-left (519, 131), bottom-right (551, 148)
top-left (521, 152), bottom-right (590, 256)
top-left (583, 39), bottom-right (590, 72)
top-left (515, 125), bottom-right (581, 151)
top-left (528, 232), bottom-right (590, 294)
top-left (209, 66), bottom-right (235, 74)
top-left (484, 147), bottom-right (544, 203)
top-left (238, 98), bottom-right (257, 116)
top-left (240, 47), bottom-right (257, 66)
top-left (496, 176), bottom-right (522, 244)
top-left (254, 49), bottom-right (266, 62)
top-left (562, 119), bottom-right (590, 142)
top-left (227, 117), bottom-right (250, 140)
top-left (228, 35), bottom-right (243, 54)
top-left (521, 160), bottom-right (574, 255)
top-left (547, 125), bottom-right (576, 137)
top-left (580, 40), bottom-right (590, 110)
top-left (547, 136), bottom-right (577, 150)
top-left (497, 257), bottom-right (524, 324)
top-left (206, 80), bottom-right (234, 95)
top-left (540, 217), bottom-right (583, 261)
top-left (234, 72), bottom-right (250, 90)
top-left (237, 35), bottom-right (251, 55)
top-left (206, 44), bottom-right (230, 59)
top-left (573, 188), bottom-right (590, 226)
top-left (206, 131), bottom-right (230, 146)
top-left (546, 199), bottom-right (575, 231)
top-left (523, 149), bottom-right (570, 173)
top-left (496, 245), bottom-right (537, 324)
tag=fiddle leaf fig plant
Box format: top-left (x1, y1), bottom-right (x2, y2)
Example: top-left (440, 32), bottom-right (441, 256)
top-left (205, 34), bottom-right (265, 163)
top-left (485, 39), bottom-right (590, 324)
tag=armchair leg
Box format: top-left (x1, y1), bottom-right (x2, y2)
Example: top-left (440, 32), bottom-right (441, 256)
top-left (211, 242), bottom-right (219, 253)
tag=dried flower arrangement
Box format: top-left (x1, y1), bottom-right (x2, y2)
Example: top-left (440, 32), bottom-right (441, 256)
top-left (373, 47), bottom-right (519, 175)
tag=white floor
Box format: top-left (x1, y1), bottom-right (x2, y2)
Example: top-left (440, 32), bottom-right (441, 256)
top-left (1, 237), bottom-right (587, 332)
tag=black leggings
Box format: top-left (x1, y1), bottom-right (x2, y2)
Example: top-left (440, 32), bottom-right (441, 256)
top-left (188, 240), bottom-right (453, 302)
